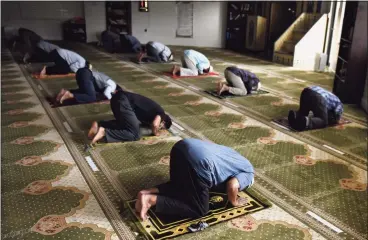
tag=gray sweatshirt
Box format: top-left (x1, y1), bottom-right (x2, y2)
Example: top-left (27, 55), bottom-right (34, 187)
top-left (147, 41), bottom-right (172, 62)
top-left (56, 48), bottom-right (86, 73)
top-left (92, 71), bottom-right (117, 100)
top-left (37, 40), bottom-right (60, 53)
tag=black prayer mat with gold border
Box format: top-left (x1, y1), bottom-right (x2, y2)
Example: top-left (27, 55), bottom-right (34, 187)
top-left (205, 89), bottom-right (269, 99)
top-left (127, 190), bottom-right (271, 240)
top-left (272, 116), bottom-right (352, 132)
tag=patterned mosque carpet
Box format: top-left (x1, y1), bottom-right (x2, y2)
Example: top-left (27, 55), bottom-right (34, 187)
top-left (1, 42), bottom-right (367, 240)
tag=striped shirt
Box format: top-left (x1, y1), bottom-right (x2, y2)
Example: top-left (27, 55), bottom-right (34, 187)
top-left (309, 86), bottom-right (343, 120)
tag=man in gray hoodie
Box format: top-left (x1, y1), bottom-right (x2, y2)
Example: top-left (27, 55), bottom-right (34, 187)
top-left (39, 48), bottom-right (86, 77)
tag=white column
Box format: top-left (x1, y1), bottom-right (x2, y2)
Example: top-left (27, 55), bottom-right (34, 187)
top-left (328, 0), bottom-right (346, 72)
top-left (84, 1), bottom-right (106, 43)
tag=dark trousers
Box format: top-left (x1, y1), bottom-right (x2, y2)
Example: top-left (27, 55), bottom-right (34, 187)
top-left (120, 35), bottom-right (141, 53)
top-left (28, 47), bottom-right (52, 63)
top-left (141, 44), bottom-right (162, 63)
top-left (101, 31), bottom-right (121, 53)
top-left (99, 90), bottom-right (140, 142)
top-left (155, 141), bottom-right (210, 218)
top-left (18, 29), bottom-right (42, 58)
top-left (46, 50), bottom-right (71, 75)
top-left (297, 88), bottom-right (337, 130)
top-left (69, 68), bottom-right (97, 103)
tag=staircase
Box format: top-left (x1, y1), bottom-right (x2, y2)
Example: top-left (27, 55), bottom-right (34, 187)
top-left (273, 13), bottom-right (321, 66)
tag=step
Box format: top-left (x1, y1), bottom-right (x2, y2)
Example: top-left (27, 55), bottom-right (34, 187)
top-left (283, 41), bottom-right (297, 53)
top-left (273, 51), bottom-right (294, 66)
top-left (292, 30), bottom-right (307, 41)
top-left (275, 50), bottom-right (294, 55)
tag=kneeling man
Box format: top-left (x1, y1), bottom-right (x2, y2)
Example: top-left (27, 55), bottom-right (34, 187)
top-left (135, 138), bottom-right (254, 220)
top-left (88, 90), bottom-right (172, 143)
top-left (288, 86), bottom-right (343, 131)
top-left (171, 50), bottom-right (213, 77)
top-left (217, 66), bottom-right (262, 96)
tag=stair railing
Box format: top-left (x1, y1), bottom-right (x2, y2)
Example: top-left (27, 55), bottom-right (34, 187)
top-left (274, 13), bottom-right (307, 53)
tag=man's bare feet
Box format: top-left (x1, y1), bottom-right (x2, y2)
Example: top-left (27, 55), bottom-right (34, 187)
top-left (135, 197), bottom-right (142, 214)
top-left (88, 121), bottom-right (99, 140)
top-left (171, 65), bottom-right (176, 75)
top-left (91, 127), bottom-right (106, 144)
top-left (138, 52), bottom-right (145, 62)
top-left (59, 90), bottom-right (74, 104)
top-left (39, 66), bottom-right (47, 78)
top-left (226, 177), bottom-right (240, 206)
top-left (56, 89), bottom-right (67, 102)
top-left (171, 65), bottom-right (180, 76)
top-left (216, 82), bottom-right (223, 95)
top-left (218, 83), bottom-right (229, 95)
top-left (139, 194), bottom-right (157, 221)
top-left (135, 189), bottom-right (158, 214)
top-left (23, 53), bottom-right (30, 64)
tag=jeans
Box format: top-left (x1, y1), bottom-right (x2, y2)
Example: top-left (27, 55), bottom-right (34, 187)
top-left (46, 50), bottom-right (71, 75)
top-left (70, 68), bottom-right (97, 103)
top-left (297, 88), bottom-right (337, 130)
top-left (155, 141), bottom-right (210, 218)
top-left (141, 44), bottom-right (162, 63)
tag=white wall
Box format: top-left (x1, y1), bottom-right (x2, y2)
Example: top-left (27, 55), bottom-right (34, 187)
top-left (1, 1), bottom-right (84, 40)
top-left (84, 1), bottom-right (106, 42)
top-left (131, 1), bottom-right (227, 48)
top-left (293, 14), bottom-right (328, 71)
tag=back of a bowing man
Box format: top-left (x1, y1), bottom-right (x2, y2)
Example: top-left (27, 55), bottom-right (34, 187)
top-left (135, 138), bottom-right (254, 220)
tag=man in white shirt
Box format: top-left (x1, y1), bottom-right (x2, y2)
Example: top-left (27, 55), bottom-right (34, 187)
top-left (39, 48), bottom-right (86, 77)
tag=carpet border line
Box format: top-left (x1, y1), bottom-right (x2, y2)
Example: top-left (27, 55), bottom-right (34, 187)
top-left (17, 63), bottom-right (136, 240)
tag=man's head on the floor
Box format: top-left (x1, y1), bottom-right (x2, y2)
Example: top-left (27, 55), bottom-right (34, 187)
top-left (161, 114), bottom-right (172, 130)
top-left (203, 66), bottom-right (214, 74)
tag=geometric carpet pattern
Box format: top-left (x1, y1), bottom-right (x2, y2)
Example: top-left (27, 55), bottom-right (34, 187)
top-left (1, 49), bottom-right (119, 240)
top-left (2, 42), bottom-right (367, 240)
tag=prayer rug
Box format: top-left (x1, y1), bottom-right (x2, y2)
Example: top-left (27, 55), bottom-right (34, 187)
top-left (85, 129), bottom-right (175, 151)
top-left (205, 89), bottom-right (269, 99)
top-left (46, 96), bottom-right (109, 108)
top-left (32, 73), bottom-right (75, 80)
top-left (272, 116), bottom-right (352, 131)
top-left (127, 190), bottom-right (271, 240)
top-left (163, 72), bottom-right (219, 79)
top-left (131, 58), bottom-right (178, 65)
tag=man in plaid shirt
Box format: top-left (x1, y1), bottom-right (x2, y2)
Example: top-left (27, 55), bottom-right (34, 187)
top-left (288, 86), bottom-right (343, 131)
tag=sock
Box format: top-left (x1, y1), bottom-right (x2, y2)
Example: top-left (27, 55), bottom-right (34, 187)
top-left (305, 117), bottom-right (310, 128)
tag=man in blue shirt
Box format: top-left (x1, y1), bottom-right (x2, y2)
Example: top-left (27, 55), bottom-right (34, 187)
top-left (135, 138), bottom-right (254, 220)
top-left (288, 86), bottom-right (343, 131)
top-left (171, 50), bottom-right (213, 77)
